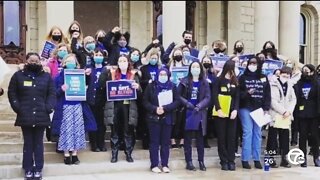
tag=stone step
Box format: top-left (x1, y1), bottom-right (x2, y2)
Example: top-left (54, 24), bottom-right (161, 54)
top-left (0, 113), bottom-right (16, 121)
top-left (0, 148), bottom-right (217, 166)
top-left (0, 140), bottom-right (145, 154)
top-left (0, 121), bottom-right (20, 132)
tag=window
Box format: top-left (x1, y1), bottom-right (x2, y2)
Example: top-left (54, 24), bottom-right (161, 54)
top-left (299, 13), bottom-right (306, 64)
top-left (3, 1), bottom-right (20, 46)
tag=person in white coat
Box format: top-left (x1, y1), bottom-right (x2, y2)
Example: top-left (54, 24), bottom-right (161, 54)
top-left (266, 66), bottom-right (297, 168)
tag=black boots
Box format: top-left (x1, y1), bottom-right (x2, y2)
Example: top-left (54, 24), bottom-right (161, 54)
top-left (242, 161), bottom-right (251, 169)
top-left (186, 161), bottom-right (196, 171)
top-left (72, 155), bottom-right (80, 165)
top-left (199, 161), bottom-right (206, 171)
top-left (254, 161), bottom-right (263, 169)
top-left (125, 152), bottom-right (134, 163)
top-left (280, 155), bottom-right (291, 168)
top-left (270, 159), bottom-right (279, 168)
top-left (111, 149), bottom-right (118, 163)
top-left (64, 156), bottom-right (72, 165)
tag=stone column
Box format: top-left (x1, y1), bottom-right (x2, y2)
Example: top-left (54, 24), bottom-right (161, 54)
top-left (207, 1), bottom-right (223, 46)
top-left (129, 2), bottom-right (149, 51)
top-left (279, 1), bottom-right (300, 61)
top-left (254, 1), bottom-right (279, 53)
top-left (227, 1), bottom-right (242, 55)
top-left (162, 1), bottom-right (186, 49)
top-left (38, 1), bottom-right (74, 51)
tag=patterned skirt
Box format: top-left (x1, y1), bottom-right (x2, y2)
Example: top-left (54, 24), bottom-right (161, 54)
top-left (58, 103), bottom-right (86, 151)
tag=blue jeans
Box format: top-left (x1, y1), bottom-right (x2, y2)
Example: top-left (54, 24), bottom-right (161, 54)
top-left (239, 108), bottom-right (262, 161)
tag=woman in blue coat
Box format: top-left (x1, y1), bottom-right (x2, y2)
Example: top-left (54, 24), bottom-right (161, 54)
top-left (143, 68), bottom-right (180, 173)
top-left (178, 61), bottom-right (211, 171)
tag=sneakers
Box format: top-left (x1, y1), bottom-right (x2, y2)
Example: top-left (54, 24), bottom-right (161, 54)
top-left (151, 167), bottom-right (162, 173)
top-left (162, 166), bottom-right (171, 173)
top-left (33, 171), bottom-right (42, 180)
top-left (24, 171), bottom-right (33, 180)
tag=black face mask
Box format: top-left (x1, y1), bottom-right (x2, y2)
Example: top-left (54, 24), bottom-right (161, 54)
top-left (25, 63), bottom-right (43, 73)
top-left (184, 39), bottom-right (191, 45)
top-left (301, 73), bottom-right (313, 82)
top-left (213, 48), bottom-right (221, 54)
top-left (203, 63), bottom-right (212, 69)
top-left (235, 47), bottom-right (243, 53)
top-left (265, 48), bottom-right (274, 54)
top-left (173, 55), bottom-right (183, 62)
top-left (97, 37), bottom-right (104, 42)
top-left (52, 35), bottom-right (62, 42)
top-left (69, 29), bottom-right (79, 34)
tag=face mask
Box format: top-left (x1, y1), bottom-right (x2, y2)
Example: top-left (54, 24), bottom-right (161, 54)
top-left (286, 64), bottom-right (293, 68)
top-left (94, 56), bottom-right (104, 64)
top-left (213, 48), bottom-right (221, 54)
top-left (203, 63), bottom-right (212, 69)
top-left (118, 62), bottom-right (128, 70)
top-left (158, 75), bottom-right (168, 84)
top-left (26, 63), bottom-right (42, 72)
top-left (265, 48), bottom-right (274, 53)
top-left (86, 43), bottom-right (96, 51)
top-left (118, 40), bottom-right (127, 48)
top-left (97, 37), bottom-right (104, 42)
top-left (149, 58), bottom-right (158, 66)
top-left (248, 65), bottom-right (257, 72)
top-left (235, 47), bottom-right (243, 53)
top-left (191, 67), bottom-right (201, 77)
top-left (52, 35), bottom-right (62, 42)
top-left (66, 62), bottom-right (76, 69)
top-left (57, 50), bottom-right (68, 59)
top-left (131, 54), bottom-right (140, 62)
top-left (279, 76), bottom-right (288, 84)
top-left (70, 29), bottom-right (79, 34)
top-left (173, 55), bottom-right (183, 62)
top-left (184, 39), bottom-right (191, 45)
top-left (183, 51), bottom-right (190, 56)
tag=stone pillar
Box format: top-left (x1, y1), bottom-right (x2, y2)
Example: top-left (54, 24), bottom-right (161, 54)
top-left (162, 1), bottom-right (186, 49)
top-left (38, 1), bottom-right (74, 51)
top-left (279, 1), bottom-right (300, 61)
top-left (207, 1), bottom-right (223, 46)
top-left (120, 1), bottom-right (130, 33)
top-left (254, 1), bottom-right (279, 53)
top-left (227, 1), bottom-right (242, 55)
top-left (129, 2), bottom-right (149, 51)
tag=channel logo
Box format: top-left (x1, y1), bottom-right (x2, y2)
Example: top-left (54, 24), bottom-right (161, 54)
top-left (287, 148), bottom-right (305, 165)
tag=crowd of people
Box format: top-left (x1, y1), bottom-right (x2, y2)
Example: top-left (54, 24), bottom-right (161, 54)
top-left (3, 20), bottom-right (320, 180)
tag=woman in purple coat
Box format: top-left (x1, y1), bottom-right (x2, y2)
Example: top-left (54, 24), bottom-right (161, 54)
top-left (177, 61), bottom-right (211, 171)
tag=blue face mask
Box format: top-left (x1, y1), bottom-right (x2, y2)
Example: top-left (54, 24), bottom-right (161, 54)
top-left (191, 67), bottom-right (201, 76)
top-left (149, 58), bottom-right (158, 66)
top-left (131, 54), bottom-right (140, 62)
top-left (66, 62), bottom-right (77, 69)
top-left (94, 56), bottom-right (104, 64)
top-left (183, 51), bottom-right (191, 56)
top-left (86, 43), bottom-right (96, 51)
top-left (57, 50), bottom-right (68, 59)
top-left (158, 75), bottom-right (168, 84)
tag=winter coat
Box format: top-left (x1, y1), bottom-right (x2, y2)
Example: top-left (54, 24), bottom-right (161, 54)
top-left (8, 69), bottom-right (56, 127)
top-left (177, 77), bottom-right (211, 136)
top-left (269, 79), bottom-right (297, 127)
top-left (51, 69), bottom-right (97, 136)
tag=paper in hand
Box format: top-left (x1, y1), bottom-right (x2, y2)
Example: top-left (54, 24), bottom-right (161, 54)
top-left (158, 90), bottom-right (173, 107)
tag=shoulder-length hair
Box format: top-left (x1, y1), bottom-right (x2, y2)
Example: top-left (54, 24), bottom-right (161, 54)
top-left (220, 60), bottom-right (239, 85)
top-left (46, 26), bottom-right (67, 44)
top-left (67, 20), bottom-right (84, 43)
top-left (52, 43), bottom-right (71, 58)
top-left (146, 47), bottom-right (162, 68)
top-left (233, 40), bottom-right (244, 55)
top-left (187, 61), bottom-right (205, 81)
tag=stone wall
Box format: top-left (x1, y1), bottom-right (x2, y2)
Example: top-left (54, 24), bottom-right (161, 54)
top-left (240, 1), bottom-right (255, 54)
top-left (26, 1), bottom-right (39, 53)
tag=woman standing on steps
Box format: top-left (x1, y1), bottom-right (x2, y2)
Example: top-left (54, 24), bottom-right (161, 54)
top-left (212, 60), bottom-right (240, 171)
top-left (8, 52), bottom-right (56, 180)
top-left (143, 68), bottom-right (180, 173)
top-left (51, 54), bottom-right (97, 166)
top-left (178, 61), bottom-right (211, 171)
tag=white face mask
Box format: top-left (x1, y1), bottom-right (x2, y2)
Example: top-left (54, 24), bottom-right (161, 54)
top-left (286, 64), bottom-right (293, 68)
top-left (118, 62), bottom-right (128, 70)
top-left (279, 76), bottom-right (288, 84)
top-left (248, 65), bottom-right (257, 72)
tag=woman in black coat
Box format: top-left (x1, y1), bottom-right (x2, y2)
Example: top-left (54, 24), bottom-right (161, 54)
top-left (8, 52), bottom-right (56, 180)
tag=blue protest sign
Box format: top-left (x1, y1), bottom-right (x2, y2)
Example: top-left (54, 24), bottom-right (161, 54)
top-left (106, 80), bottom-right (137, 101)
top-left (211, 56), bottom-right (229, 71)
top-left (171, 66), bottom-right (189, 86)
top-left (40, 41), bottom-right (56, 59)
top-left (184, 54), bottom-right (199, 65)
top-left (64, 69), bottom-right (87, 101)
top-left (239, 54), bottom-right (255, 65)
top-left (263, 59), bottom-right (283, 77)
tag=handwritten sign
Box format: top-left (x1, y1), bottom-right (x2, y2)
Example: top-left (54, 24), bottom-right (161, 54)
top-left (40, 41), bottom-right (56, 59)
top-left (106, 80), bottom-right (137, 101)
top-left (171, 66), bottom-right (189, 86)
top-left (64, 69), bottom-right (86, 101)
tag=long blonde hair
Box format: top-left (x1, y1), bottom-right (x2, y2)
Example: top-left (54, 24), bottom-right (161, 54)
top-left (46, 26), bottom-right (67, 44)
top-left (66, 20), bottom-right (84, 44)
top-left (146, 48), bottom-right (162, 67)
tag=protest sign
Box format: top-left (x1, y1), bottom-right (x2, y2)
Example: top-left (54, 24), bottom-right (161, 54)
top-left (171, 66), bottom-right (189, 85)
top-left (64, 69), bottom-right (86, 101)
top-left (262, 59), bottom-right (283, 78)
top-left (184, 54), bottom-right (199, 65)
top-left (40, 41), bottom-right (56, 59)
top-left (106, 80), bottom-right (137, 101)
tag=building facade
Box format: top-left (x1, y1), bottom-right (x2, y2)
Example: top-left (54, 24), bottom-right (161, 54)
top-left (0, 1), bottom-right (320, 65)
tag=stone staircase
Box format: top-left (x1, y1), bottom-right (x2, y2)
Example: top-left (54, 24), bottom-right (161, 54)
top-left (0, 65), bottom-right (222, 179)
